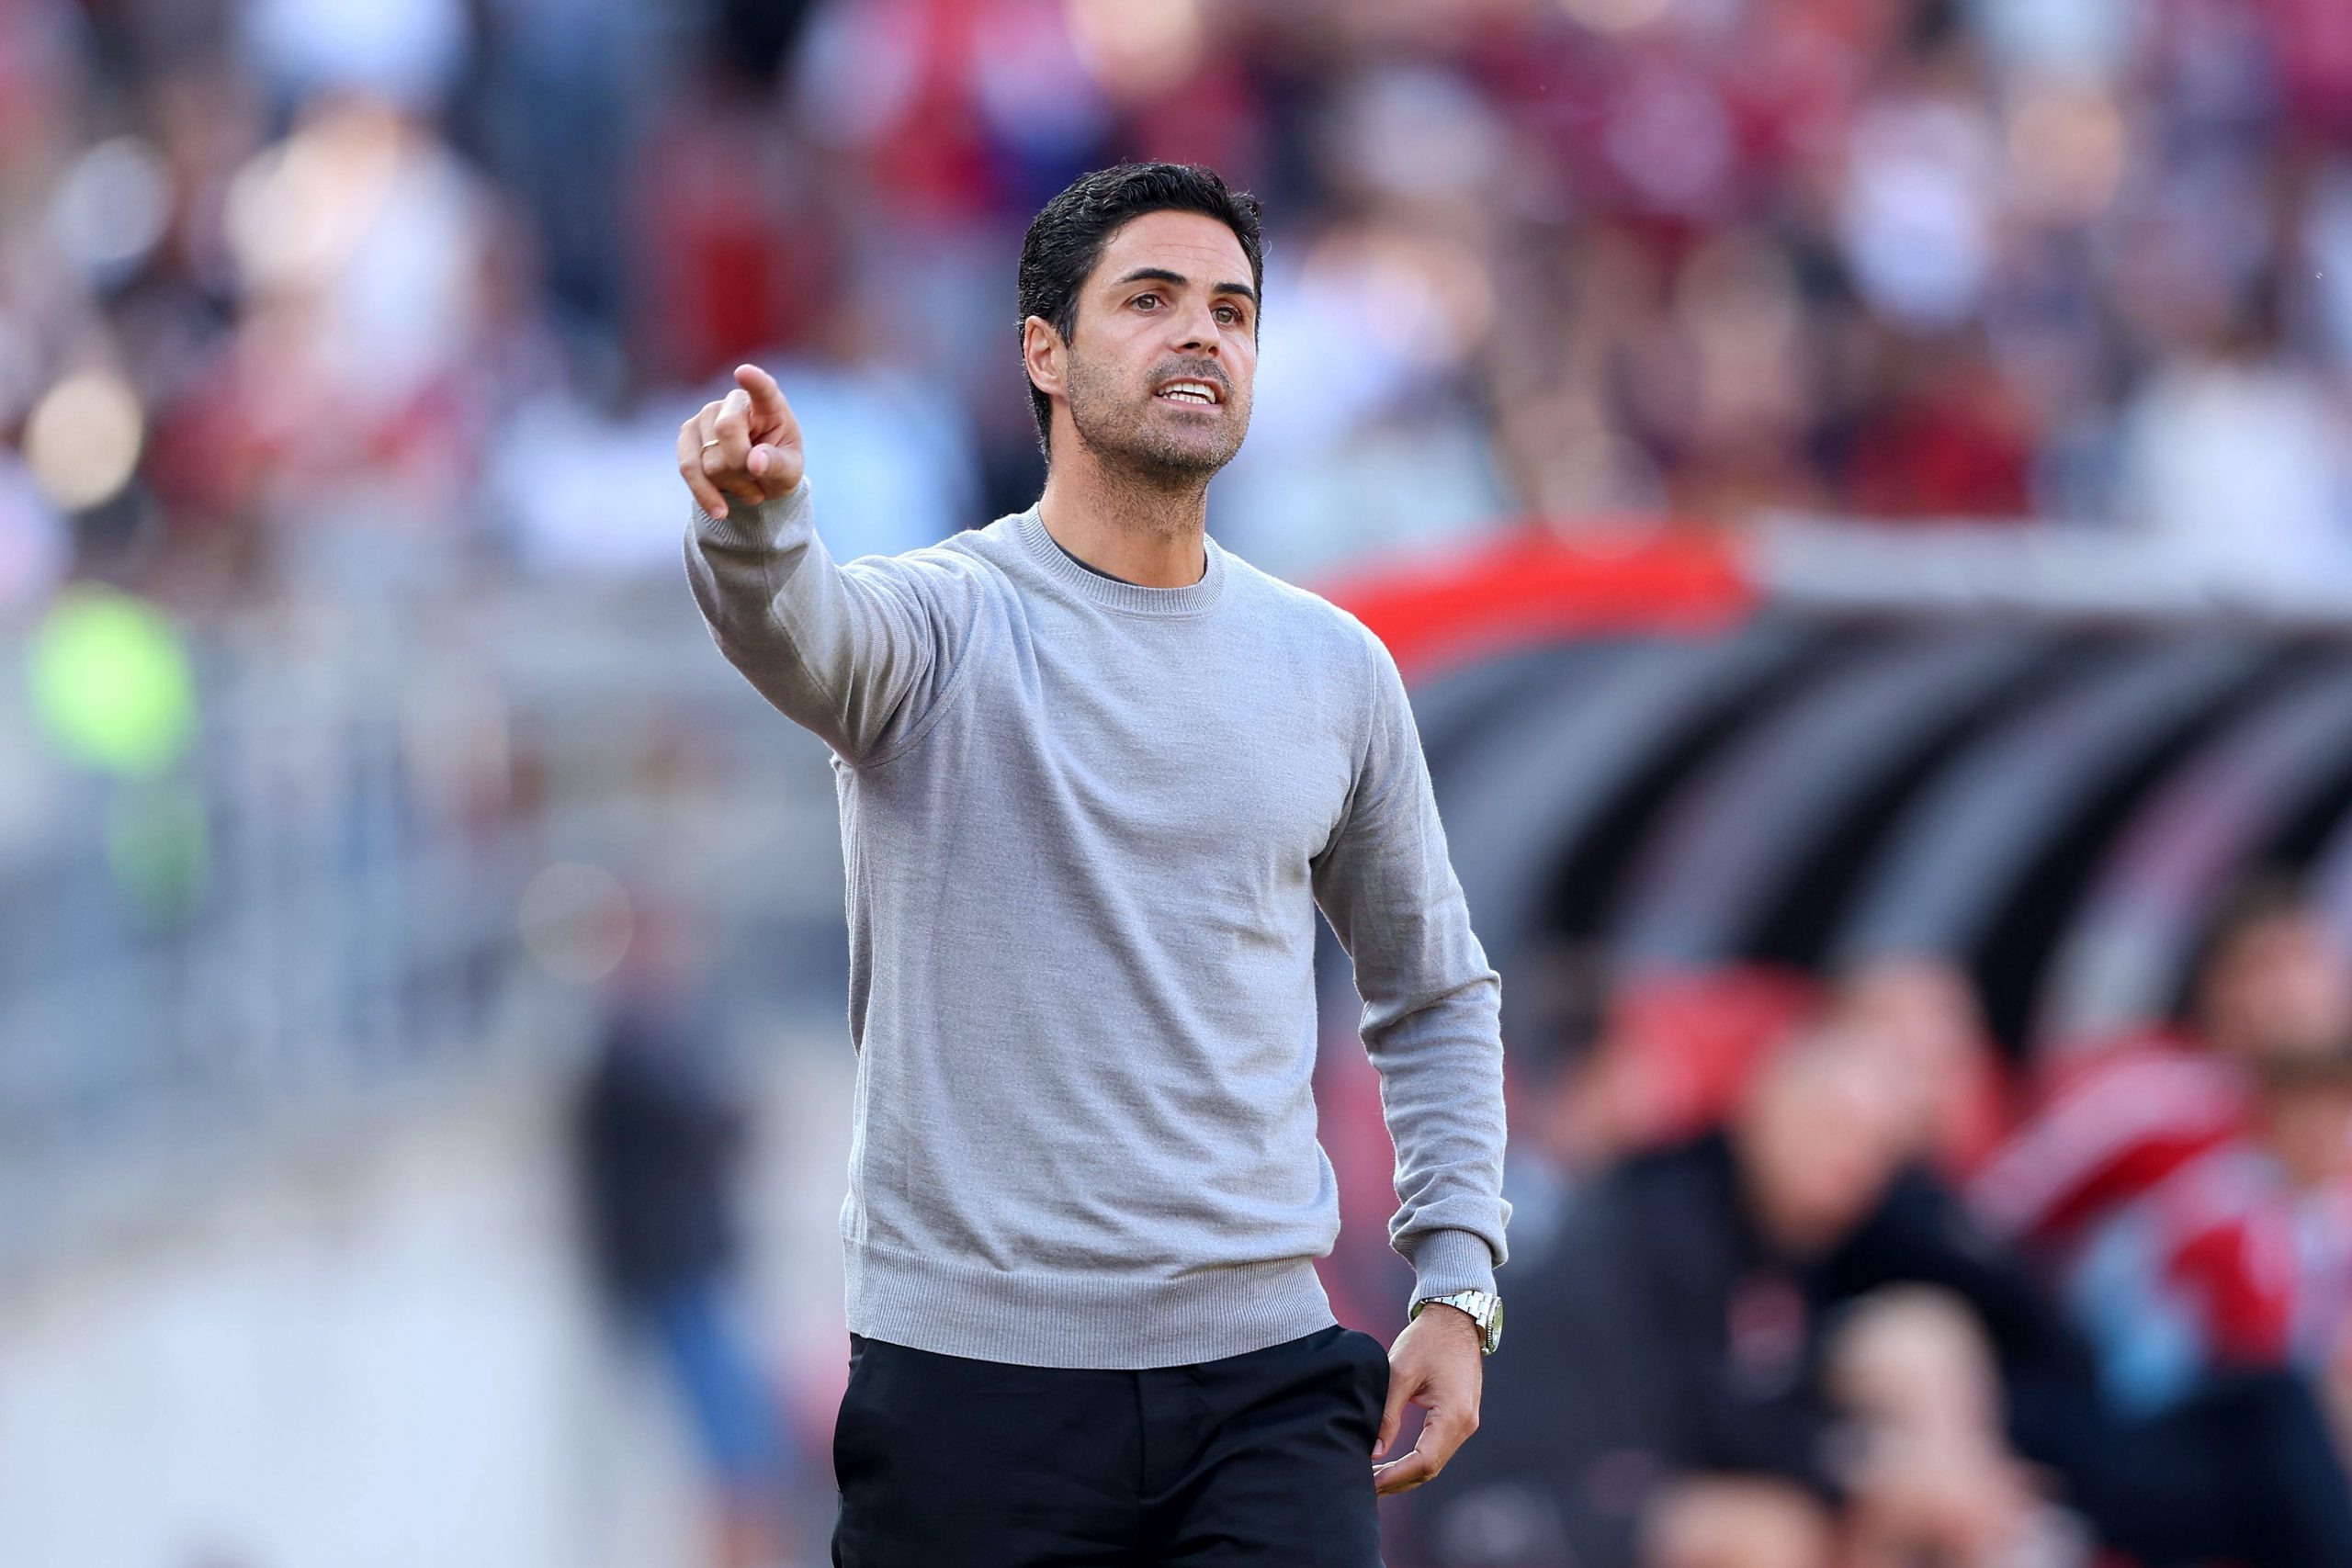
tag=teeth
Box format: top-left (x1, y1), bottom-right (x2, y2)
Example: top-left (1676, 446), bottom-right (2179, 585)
top-left (1158, 382), bottom-right (1217, 404)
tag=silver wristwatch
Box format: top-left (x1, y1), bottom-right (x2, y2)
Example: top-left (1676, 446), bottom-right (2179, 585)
top-left (1410, 1289), bottom-right (1503, 1355)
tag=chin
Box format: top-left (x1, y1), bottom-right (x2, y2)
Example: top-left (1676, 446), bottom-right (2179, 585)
top-left (1153, 446), bottom-right (1240, 480)
top-left (1152, 423), bottom-right (1246, 469)
top-left (1119, 428), bottom-right (1237, 476)
top-left (1070, 402), bottom-right (1244, 477)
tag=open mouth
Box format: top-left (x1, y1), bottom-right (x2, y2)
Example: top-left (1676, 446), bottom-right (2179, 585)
top-left (1153, 379), bottom-right (1223, 406)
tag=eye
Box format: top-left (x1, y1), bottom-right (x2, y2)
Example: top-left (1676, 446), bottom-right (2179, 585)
top-left (1215, 303), bottom-right (1244, 326)
top-left (1132, 292), bottom-right (1162, 310)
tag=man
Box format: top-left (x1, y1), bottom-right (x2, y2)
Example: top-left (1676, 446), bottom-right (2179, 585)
top-left (1973, 880), bottom-right (2352, 1412)
top-left (677, 162), bottom-right (1509, 1565)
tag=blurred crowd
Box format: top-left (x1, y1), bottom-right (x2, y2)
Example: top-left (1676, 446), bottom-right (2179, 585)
top-left (8, 0), bottom-right (2352, 627)
top-left (1380, 884), bottom-right (2352, 1567)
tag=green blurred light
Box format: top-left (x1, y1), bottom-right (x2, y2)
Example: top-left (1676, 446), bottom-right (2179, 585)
top-left (26, 585), bottom-right (197, 778)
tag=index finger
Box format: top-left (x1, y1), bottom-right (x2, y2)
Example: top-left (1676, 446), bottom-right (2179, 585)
top-left (734, 363), bottom-right (790, 431)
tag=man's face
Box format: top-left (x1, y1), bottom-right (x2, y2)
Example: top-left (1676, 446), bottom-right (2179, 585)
top-left (1046, 209), bottom-right (1258, 483)
top-left (1830, 957), bottom-right (1984, 1151)
top-left (1739, 1032), bottom-right (1912, 1257)
top-left (2201, 911), bottom-right (2352, 1065)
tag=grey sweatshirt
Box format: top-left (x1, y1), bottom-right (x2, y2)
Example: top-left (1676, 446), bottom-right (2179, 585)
top-left (684, 479), bottom-right (1508, 1369)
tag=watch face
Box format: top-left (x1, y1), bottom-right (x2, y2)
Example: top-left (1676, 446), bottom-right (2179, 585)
top-left (1486, 1295), bottom-right (1504, 1353)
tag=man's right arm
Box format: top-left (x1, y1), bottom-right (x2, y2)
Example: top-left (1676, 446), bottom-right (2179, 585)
top-left (679, 363), bottom-right (960, 762)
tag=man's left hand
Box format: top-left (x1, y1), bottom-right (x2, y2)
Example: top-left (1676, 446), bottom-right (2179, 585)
top-left (1373, 1303), bottom-right (1484, 1496)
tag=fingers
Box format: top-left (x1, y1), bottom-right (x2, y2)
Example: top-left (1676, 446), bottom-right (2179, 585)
top-left (1373, 1447), bottom-right (1438, 1496)
top-left (676, 412), bottom-right (733, 518)
top-left (1373, 1406), bottom-right (1477, 1496)
top-left (1417, 1403), bottom-right (1478, 1473)
top-left (685, 399), bottom-right (763, 510)
top-left (734, 365), bottom-right (805, 497)
top-left (710, 386), bottom-right (756, 471)
top-left (735, 363), bottom-right (791, 434)
top-left (700, 394), bottom-right (765, 507)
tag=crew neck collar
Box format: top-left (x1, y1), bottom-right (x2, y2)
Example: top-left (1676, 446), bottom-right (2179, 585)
top-left (1016, 509), bottom-right (1226, 616)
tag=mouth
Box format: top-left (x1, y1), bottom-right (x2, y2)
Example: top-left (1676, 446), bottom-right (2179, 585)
top-left (1152, 378), bottom-right (1224, 407)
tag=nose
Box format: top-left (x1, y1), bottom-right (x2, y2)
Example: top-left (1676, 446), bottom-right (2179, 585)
top-left (1166, 297), bottom-right (1222, 356)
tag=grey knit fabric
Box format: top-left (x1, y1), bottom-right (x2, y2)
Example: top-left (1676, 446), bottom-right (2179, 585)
top-left (684, 479), bottom-right (1508, 1368)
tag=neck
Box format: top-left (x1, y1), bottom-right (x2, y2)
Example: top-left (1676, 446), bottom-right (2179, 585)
top-left (1035, 446), bottom-right (1211, 589)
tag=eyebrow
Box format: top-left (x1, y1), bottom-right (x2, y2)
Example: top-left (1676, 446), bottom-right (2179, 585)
top-left (1109, 266), bottom-right (1259, 309)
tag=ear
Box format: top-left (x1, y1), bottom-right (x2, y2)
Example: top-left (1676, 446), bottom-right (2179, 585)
top-left (1023, 315), bottom-right (1066, 402)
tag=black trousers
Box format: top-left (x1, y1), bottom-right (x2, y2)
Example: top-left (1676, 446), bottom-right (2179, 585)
top-left (831, 1323), bottom-right (1390, 1566)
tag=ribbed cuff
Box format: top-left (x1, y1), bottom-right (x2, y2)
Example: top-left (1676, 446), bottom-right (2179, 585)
top-left (1401, 1227), bottom-right (1498, 1309)
top-left (690, 478), bottom-right (810, 552)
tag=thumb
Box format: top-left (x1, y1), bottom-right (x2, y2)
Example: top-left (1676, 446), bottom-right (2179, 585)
top-left (748, 442), bottom-right (803, 496)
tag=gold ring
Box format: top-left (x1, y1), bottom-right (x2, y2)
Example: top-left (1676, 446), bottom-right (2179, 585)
top-left (700, 439), bottom-right (723, 451)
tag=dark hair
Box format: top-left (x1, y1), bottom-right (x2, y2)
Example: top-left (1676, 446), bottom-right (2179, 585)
top-left (1016, 162), bottom-right (1265, 457)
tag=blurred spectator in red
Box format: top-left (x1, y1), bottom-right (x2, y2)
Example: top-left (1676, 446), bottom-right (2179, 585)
top-left (1974, 880), bottom-right (2352, 1415)
top-left (134, 85), bottom-right (524, 603)
top-left (2254, 1047), bottom-right (2352, 1451)
top-left (1841, 332), bottom-right (2034, 521)
top-left (628, 45), bottom-right (837, 389)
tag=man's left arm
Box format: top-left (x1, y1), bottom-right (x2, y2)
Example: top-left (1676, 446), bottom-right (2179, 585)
top-left (1312, 631), bottom-right (1510, 1495)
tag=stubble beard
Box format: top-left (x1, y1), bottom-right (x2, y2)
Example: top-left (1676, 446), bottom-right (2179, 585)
top-left (1064, 351), bottom-right (1248, 497)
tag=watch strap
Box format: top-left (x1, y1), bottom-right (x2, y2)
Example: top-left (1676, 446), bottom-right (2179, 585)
top-left (1411, 1289), bottom-right (1503, 1354)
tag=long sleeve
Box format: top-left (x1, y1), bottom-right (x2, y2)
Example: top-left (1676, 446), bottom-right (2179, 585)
top-left (1313, 632), bottom-right (1510, 1306)
top-left (683, 479), bottom-right (979, 763)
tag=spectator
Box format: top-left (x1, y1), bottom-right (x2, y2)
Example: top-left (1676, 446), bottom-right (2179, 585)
top-left (2255, 1044), bottom-right (2352, 1438)
top-left (1975, 880), bottom-right (2352, 1413)
top-left (1826, 954), bottom-right (2013, 1179)
top-left (2116, 282), bottom-right (2352, 592)
top-left (574, 912), bottom-right (788, 1568)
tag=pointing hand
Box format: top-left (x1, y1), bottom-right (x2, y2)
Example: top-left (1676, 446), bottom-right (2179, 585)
top-left (677, 363), bottom-right (805, 519)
